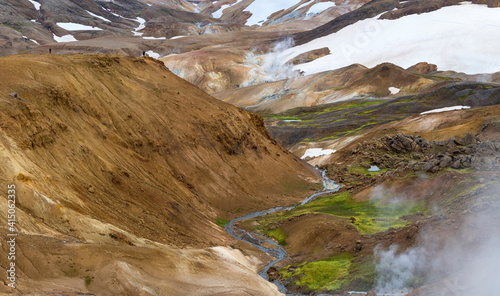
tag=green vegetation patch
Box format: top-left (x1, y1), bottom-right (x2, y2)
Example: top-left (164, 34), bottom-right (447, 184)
top-left (301, 192), bottom-right (423, 234)
top-left (263, 115), bottom-right (301, 121)
top-left (254, 191), bottom-right (425, 235)
top-left (321, 101), bottom-right (386, 113)
top-left (264, 227), bottom-right (288, 246)
top-left (349, 166), bottom-right (388, 177)
top-left (215, 218), bottom-right (229, 227)
top-left (444, 167), bottom-right (473, 174)
top-left (281, 253), bottom-right (376, 293)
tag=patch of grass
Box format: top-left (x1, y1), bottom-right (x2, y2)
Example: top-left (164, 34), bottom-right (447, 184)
top-left (321, 101), bottom-right (386, 113)
top-left (215, 218), bottom-right (229, 227)
top-left (303, 192), bottom-right (421, 234)
top-left (283, 253), bottom-right (353, 291)
top-left (263, 115), bottom-right (301, 121)
top-left (444, 167), bottom-right (473, 174)
top-left (254, 191), bottom-right (424, 235)
top-left (416, 73), bottom-right (453, 81)
top-left (280, 254), bottom-right (376, 293)
top-left (358, 109), bottom-right (376, 115)
top-left (349, 166), bottom-right (388, 177)
top-left (264, 227), bottom-right (288, 246)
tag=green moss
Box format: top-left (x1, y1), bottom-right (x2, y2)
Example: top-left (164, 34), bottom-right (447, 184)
top-left (291, 253), bottom-right (353, 291)
top-left (264, 227), bottom-right (288, 246)
top-left (263, 115), bottom-right (301, 121)
top-left (415, 73), bottom-right (453, 81)
top-left (444, 167), bottom-right (473, 174)
top-left (254, 191), bottom-right (424, 235)
top-left (349, 166), bottom-right (388, 177)
top-left (302, 192), bottom-right (422, 234)
top-left (215, 218), bottom-right (229, 227)
top-left (358, 110), bottom-right (376, 115)
top-left (280, 254), bottom-right (376, 293)
top-left (321, 101), bottom-right (386, 113)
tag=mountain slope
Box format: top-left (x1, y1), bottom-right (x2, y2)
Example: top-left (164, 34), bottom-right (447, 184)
top-left (0, 54), bottom-right (317, 294)
top-left (285, 2), bottom-right (500, 75)
top-left (213, 63), bottom-right (439, 113)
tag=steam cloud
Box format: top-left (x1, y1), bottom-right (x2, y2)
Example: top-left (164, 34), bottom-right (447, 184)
top-left (243, 37), bottom-right (300, 87)
top-left (374, 184), bottom-right (500, 296)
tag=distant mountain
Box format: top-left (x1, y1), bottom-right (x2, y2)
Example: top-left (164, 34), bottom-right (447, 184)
top-left (286, 1), bottom-right (500, 75)
top-left (1, 0), bottom-right (365, 56)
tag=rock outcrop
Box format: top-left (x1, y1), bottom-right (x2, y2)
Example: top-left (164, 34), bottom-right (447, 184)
top-left (407, 62), bottom-right (438, 74)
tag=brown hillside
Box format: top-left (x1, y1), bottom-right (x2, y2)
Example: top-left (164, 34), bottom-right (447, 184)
top-left (0, 54), bottom-right (318, 293)
top-left (0, 53), bottom-right (318, 246)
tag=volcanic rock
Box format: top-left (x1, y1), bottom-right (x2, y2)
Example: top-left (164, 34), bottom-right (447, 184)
top-left (288, 47), bottom-right (331, 65)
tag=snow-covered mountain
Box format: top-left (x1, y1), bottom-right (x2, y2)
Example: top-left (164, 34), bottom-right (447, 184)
top-left (0, 0), bottom-right (368, 56)
top-left (281, 2), bottom-right (500, 75)
top-left (205, 0), bottom-right (342, 26)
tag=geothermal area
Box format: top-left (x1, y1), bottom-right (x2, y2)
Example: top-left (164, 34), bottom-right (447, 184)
top-left (0, 0), bottom-right (499, 295)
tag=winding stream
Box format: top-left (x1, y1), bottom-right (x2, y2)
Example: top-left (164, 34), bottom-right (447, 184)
top-left (225, 170), bottom-right (341, 294)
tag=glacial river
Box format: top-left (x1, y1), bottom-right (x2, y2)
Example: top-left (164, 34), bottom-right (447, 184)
top-left (225, 170), bottom-right (341, 294)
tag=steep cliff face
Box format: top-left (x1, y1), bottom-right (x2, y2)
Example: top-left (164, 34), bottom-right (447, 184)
top-left (0, 54), bottom-right (317, 294)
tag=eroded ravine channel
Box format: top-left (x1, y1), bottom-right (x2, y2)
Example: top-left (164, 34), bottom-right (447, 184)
top-left (225, 170), bottom-right (341, 294)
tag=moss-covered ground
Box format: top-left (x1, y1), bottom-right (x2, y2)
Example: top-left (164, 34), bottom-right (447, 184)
top-left (280, 253), bottom-right (376, 293)
top-left (264, 83), bottom-right (500, 145)
top-left (253, 191), bottom-right (426, 236)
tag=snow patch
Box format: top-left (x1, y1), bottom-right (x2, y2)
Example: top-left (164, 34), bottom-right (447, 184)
top-left (100, 6), bottom-right (145, 36)
top-left (307, 2), bottom-right (336, 15)
top-left (301, 148), bottom-right (336, 159)
top-left (389, 87), bottom-right (400, 95)
top-left (142, 36), bottom-right (166, 40)
top-left (282, 4), bottom-right (500, 75)
top-left (28, 0), bottom-right (41, 11)
top-left (213, 4), bottom-right (232, 18)
top-left (102, 6), bottom-right (122, 18)
top-left (170, 35), bottom-right (186, 39)
top-left (22, 35), bottom-right (40, 45)
top-left (86, 10), bottom-right (111, 22)
top-left (420, 106), bottom-right (471, 115)
top-left (133, 17), bottom-right (146, 36)
top-left (244, 0), bottom-right (302, 25)
top-left (145, 50), bottom-right (160, 59)
top-left (53, 33), bottom-right (78, 43)
top-left (56, 22), bottom-right (102, 31)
